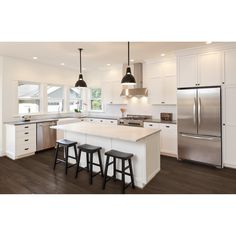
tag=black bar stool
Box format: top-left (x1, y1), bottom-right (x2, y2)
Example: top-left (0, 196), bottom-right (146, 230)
top-left (53, 139), bottom-right (78, 175)
top-left (103, 149), bottom-right (135, 194)
top-left (75, 144), bottom-right (104, 184)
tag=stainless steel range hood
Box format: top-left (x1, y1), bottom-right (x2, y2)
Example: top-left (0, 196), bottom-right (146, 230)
top-left (120, 63), bottom-right (148, 97)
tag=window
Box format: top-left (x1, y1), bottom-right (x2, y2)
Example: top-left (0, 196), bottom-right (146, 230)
top-left (47, 85), bottom-right (64, 112)
top-left (69, 87), bottom-right (83, 112)
top-left (18, 82), bottom-right (40, 114)
top-left (90, 88), bottom-right (102, 111)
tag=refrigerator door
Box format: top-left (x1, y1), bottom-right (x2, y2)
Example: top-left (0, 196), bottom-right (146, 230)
top-left (178, 133), bottom-right (222, 166)
top-left (197, 87), bottom-right (221, 136)
top-left (177, 89), bottom-right (197, 134)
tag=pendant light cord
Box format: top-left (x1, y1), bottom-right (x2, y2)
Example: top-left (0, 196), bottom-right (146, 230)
top-left (128, 41), bottom-right (130, 66)
top-left (78, 48), bottom-right (82, 73)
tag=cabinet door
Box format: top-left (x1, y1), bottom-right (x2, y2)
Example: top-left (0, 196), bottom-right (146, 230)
top-left (225, 86), bottom-right (236, 126)
top-left (148, 77), bottom-right (163, 104)
top-left (102, 82), bottom-right (113, 104)
top-left (178, 55), bottom-right (197, 88)
top-left (163, 76), bottom-right (177, 104)
top-left (111, 81), bottom-right (127, 104)
top-left (224, 125), bottom-right (236, 167)
top-left (159, 124), bottom-right (177, 156)
top-left (224, 49), bottom-right (236, 85)
top-left (198, 52), bottom-right (223, 86)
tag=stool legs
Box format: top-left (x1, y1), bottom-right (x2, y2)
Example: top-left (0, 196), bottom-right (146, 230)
top-left (86, 153), bottom-right (89, 172)
top-left (121, 159), bottom-right (125, 194)
top-left (53, 143), bottom-right (59, 170)
top-left (90, 153), bottom-right (93, 185)
top-left (98, 150), bottom-right (104, 177)
top-left (103, 155), bottom-right (110, 190)
top-left (128, 159), bottom-right (135, 189)
top-left (75, 149), bottom-right (82, 178)
top-left (65, 146), bottom-right (69, 175)
top-left (113, 157), bottom-right (116, 181)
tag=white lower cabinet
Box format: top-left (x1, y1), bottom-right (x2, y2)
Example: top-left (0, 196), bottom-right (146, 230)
top-left (144, 122), bottom-right (177, 157)
top-left (6, 123), bottom-right (36, 160)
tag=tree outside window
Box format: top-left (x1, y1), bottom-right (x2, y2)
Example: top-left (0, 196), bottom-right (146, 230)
top-left (90, 88), bottom-right (102, 111)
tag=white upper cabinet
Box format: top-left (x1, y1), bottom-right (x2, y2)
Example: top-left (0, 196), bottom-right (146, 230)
top-left (198, 52), bottom-right (223, 86)
top-left (145, 59), bottom-right (177, 105)
top-left (178, 55), bottom-right (198, 88)
top-left (225, 86), bottom-right (236, 126)
top-left (178, 52), bottom-right (223, 87)
top-left (102, 81), bottom-right (127, 104)
top-left (224, 49), bottom-right (236, 85)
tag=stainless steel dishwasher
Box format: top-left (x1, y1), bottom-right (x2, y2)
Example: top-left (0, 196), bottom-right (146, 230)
top-left (36, 121), bottom-right (57, 151)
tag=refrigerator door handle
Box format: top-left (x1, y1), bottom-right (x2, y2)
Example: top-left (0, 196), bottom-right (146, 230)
top-left (198, 97), bottom-right (201, 126)
top-left (180, 133), bottom-right (220, 141)
top-left (193, 97), bottom-right (196, 125)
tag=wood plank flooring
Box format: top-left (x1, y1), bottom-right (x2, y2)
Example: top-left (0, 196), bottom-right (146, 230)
top-left (0, 149), bottom-right (236, 194)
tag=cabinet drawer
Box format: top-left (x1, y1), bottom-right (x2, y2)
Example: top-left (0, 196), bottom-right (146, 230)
top-left (15, 124), bottom-right (36, 132)
top-left (16, 137), bottom-right (36, 146)
top-left (16, 129), bottom-right (36, 139)
top-left (144, 122), bottom-right (160, 129)
top-left (16, 142), bottom-right (36, 156)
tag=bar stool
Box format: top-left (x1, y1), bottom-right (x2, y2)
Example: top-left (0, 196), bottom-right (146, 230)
top-left (103, 149), bottom-right (135, 194)
top-left (75, 144), bottom-right (104, 184)
top-left (53, 139), bottom-right (78, 175)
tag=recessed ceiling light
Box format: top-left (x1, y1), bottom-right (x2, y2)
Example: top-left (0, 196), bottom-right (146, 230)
top-left (33, 56), bottom-right (38, 60)
top-left (206, 41), bottom-right (212, 44)
top-left (60, 62), bottom-right (65, 66)
top-left (130, 59), bottom-right (134, 62)
top-left (161, 53), bottom-right (165, 57)
top-left (107, 63), bottom-right (111, 66)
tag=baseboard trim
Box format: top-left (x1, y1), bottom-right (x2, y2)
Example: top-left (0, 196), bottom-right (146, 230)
top-left (224, 163), bottom-right (236, 169)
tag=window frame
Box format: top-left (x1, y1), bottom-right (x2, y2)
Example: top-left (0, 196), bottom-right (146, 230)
top-left (68, 87), bottom-right (84, 112)
top-left (89, 87), bottom-right (103, 112)
top-left (17, 81), bottom-right (41, 115)
top-left (47, 84), bottom-right (65, 113)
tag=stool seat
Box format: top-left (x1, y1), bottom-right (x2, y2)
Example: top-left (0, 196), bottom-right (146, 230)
top-left (57, 139), bottom-right (77, 147)
top-left (78, 144), bottom-right (102, 153)
top-left (105, 149), bottom-right (133, 160)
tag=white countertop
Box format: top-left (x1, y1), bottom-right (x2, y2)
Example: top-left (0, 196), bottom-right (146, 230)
top-left (51, 122), bottom-right (161, 142)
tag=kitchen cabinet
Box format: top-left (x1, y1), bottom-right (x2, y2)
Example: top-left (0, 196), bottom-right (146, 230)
top-left (178, 54), bottom-right (198, 88)
top-left (144, 122), bottom-right (177, 157)
top-left (222, 86), bottom-right (236, 168)
top-left (148, 76), bottom-right (177, 105)
top-left (178, 52), bottom-right (223, 87)
top-left (6, 123), bottom-right (36, 160)
top-left (102, 81), bottom-right (127, 104)
top-left (224, 49), bottom-right (236, 85)
top-left (198, 52), bottom-right (223, 86)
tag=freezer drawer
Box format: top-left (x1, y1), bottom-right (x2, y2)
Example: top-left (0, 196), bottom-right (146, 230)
top-left (178, 133), bottom-right (222, 167)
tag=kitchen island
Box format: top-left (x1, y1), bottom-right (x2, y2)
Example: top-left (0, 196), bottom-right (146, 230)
top-left (52, 122), bottom-right (161, 188)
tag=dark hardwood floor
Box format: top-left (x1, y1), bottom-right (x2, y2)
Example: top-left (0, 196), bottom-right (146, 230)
top-left (0, 149), bottom-right (236, 194)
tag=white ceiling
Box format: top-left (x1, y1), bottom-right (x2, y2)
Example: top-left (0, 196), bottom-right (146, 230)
top-left (0, 42), bottom-right (208, 71)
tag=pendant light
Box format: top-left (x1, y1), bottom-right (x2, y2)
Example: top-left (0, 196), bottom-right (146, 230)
top-left (75, 48), bottom-right (87, 87)
top-left (121, 42), bottom-right (136, 85)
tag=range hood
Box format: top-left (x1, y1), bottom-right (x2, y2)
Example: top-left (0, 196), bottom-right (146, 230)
top-left (120, 63), bottom-right (148, 97)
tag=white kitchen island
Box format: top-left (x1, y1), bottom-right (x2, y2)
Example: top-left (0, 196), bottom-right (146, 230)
top-left (52, 122), bottom-right (161, 188)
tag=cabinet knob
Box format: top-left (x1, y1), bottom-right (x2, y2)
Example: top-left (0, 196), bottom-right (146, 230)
top-left (25, 139), bottom-right (29, 142)
top-left (166, 125), bottom-right (170, 128)
top-left (149, 124), bottom-right (153, 126)
top-left (25, 132), bottom-right (29, 134)
top-left (24, 148), bottom-right (29, 150)
top-left (223, 123), bottom-right (226, 126)
top-left (161, 102), bottom-right (165, 104)
top-left (222, 82), bottom-right (225, 85)
top-left (100, 120), bottom-right (103, 122)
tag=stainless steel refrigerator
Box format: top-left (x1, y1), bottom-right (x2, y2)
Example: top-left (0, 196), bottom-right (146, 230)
top-left (177, 86), bottom-right (222, 167)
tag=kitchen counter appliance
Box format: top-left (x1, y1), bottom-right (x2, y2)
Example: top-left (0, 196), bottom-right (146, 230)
top-left (36, 121), bottom-right (57, 151)
top-left (177, 86), bottom-right (222, 167)
top-left (118, 114), bottom-right (152, 127)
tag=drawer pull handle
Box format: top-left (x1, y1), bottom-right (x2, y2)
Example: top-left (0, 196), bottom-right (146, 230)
top-left (111, 121), bottom-right (114, 123)
top-left (25, 132), bottom-right (29, 134)
top-left (25, 126), bottom-right (29, 128)
top-left (25, 139), bottom-right (29, 142)
top-left (166, 126), bottom-right (170, 128)
top-left (149, 124), bottom-right (153, 126)
top-left (24, 148), bottom-right (29, 150)
top-left (100, 120), bottom-right (103, 122)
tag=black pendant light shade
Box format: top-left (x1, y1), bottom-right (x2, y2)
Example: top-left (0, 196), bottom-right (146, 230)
top-left (121, 42), bottom-right (136, 85)
top-left (75, 48), bottom-right (87, 87)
